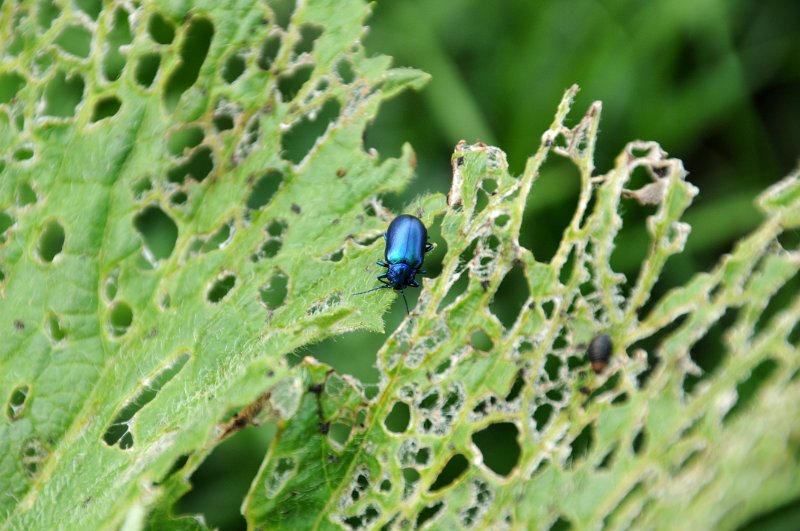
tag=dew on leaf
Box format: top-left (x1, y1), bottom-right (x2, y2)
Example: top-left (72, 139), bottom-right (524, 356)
top-left (43, 70), bottom-right (85, 118)
top-left (102, 8), bottom-right (132, 81)
top-left (148, 12), bottom-right (175, 44)
top-left (133, 205), bottom-right (178, 262)
top-left (102, 352), bottom-right (190, 448)
top-left (6, 384), bottom-right (30, 420)
top-left (164, 17), bottom-right (214, 112)
top-left (472, 422), bottom-right (520, 477)
top-left (134, 52), bottom-right (161, 88)
top-left (38, 220), bottom-right (65, 262)
top-left (208, 273), bottom-right (236, 303)
top-left (91, 95), bottom-right (121, 122)
top-left (108, 301), bottom-right (133, 336)
top-left (54, 24), bottom-right (92, 58)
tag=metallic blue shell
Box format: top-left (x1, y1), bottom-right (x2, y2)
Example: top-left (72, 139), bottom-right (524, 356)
top-left (385, 215), bottom-right (427, 268)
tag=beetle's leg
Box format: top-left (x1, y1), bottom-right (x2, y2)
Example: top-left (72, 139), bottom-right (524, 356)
top-left (383, 232), bottom-right (388, 241)
top-left (424, 242), bottom-right (434, 253)
top-left (408, 279), bottom-right (420, 288)
top-left (400, 290), bottom-right (410, 315)
top-left (376, 260), bottom-right (389, 268)
top-left (377, 274), bottom-right (390, 285)
top-left (418, 268), bottom-right (427, 275)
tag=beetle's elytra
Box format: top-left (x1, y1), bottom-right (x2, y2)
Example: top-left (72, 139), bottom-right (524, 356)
top-left (587, 334), bottom-right (612, 374)
top-left (355, 214), bottom-right (433, 314)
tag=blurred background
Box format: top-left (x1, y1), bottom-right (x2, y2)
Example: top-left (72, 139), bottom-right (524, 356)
top-left (183, 0), bottom-right (800, 528)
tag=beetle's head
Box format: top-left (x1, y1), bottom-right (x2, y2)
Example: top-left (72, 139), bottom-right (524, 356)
top-left (386, 263), bottom-right (414, 289)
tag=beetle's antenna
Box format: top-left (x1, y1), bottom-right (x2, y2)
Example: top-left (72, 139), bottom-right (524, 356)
top-left (353, 285), bottom-right (391, 296)
top-left (400, 290), bottom-right (410, 315)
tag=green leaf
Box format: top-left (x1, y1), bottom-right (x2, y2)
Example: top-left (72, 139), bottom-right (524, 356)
top-left (0, 0), bottom-right (428, 528)
top-left (2, 1), bottom-right (799, 530)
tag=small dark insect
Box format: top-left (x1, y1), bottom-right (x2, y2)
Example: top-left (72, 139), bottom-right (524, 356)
top-left (318, 421), bottom-right (330, 435)
top-left (354, 215), bottom-right (433, 314)
top-left (587, 334), bottom-right (612, 374)
top-left (291, 203), bottom-right (301, 214)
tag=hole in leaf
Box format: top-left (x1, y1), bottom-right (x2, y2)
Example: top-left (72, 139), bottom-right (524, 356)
top-left (7, 384), bottom-right (30, 420)
top-left (597, 444), bottom-right (617, 470)
top-left (132, 177), bottom-right (152, 199)
top-left (134, 52), bottom-right (161, 87)
top-left (490, 262), bottom-right (529, 330)
top-left (13, 146), bottom-right (33, 161)
top-left (281, 98), bottom-right (340, 164)
top-left (21, 438), bottom-right (48, 477)
top-left (259, 270), bottom-right (288, 310)
top-left (134, 205), bottom-right (178, 262)
top-left (684, 309), bottom-right (736, 393)
top-left (167, 146), bottom-right (213, 183)
top-left (257, 35), bottom-right (281, 70)
top-left (164, 17), bottom-right (214, 111)
top-left (54, 24), bottom-right (92, 58)
top-left (472, 422), bottom-right (520, 477)
top-left (104, 268), bottom-right (119, 301)
top-left (91, 96), bottom-right (121, 122)
top-left (43, 70), bottom-right (85, 118)
top-left (632, 427), bottom-right (646, 455)
top-left (470, 329), bottom-right (493, 352)
top-left (569, 422), bottom-right (595, 467)
top-left (403, 467), bottom-right (420, 499)
top-left (167, 126), bottom-right (204, 157)
top-left (343, 505), bottom-right (381, 530)
top-left (429, 453), bottom-right (468, 492)
top-left (170, 191), bottom-right (187, 206)
top-left (38, 220), bottom-right (65, 262)
top-left (416, 501), bottom-right (444, 528)
top-left (328, 422), bottom-right (351, 447)
top-left (247, 169), bottom-right (284, 209)
top-left (505, 371), bottom-right (525, 402)
top-left (519, 158), bottom-right (580, 262)
top-left (0, 71), bottom-right (26, 103)
top-left (336, 59), bottom-right (354, 84)
top-left (723, 358), bottom-right (778, 424)
top-left (75, 0), bottom-right (101, 19)
top-left (384, 401), bottom-right (410, 434)
top-left (222, 52), bottom-right (245, 83)
top-left (213, 109), bottom-right (234, 132)
top-left (532, 403), bottom-right (553, 431)
top-left (0, 211), bottom-right (14, 243)
top-left (108, 301), bottom-right (133, 336)
top-left (276, 64), bottom-right (312, 102)
top-left (200, 222), bottom-right (232, 253)
top-left (103, 352), bottom-right (190, 448)
top-left (37, 0), bottom-right (60, 30)
top-left (549, 515), bottom-right (573, 531)
top-left (269, 0), bottom-right (295, 29)
top-left (17, 182), bottom-right (39, 207)
top-left (102, 8), bottom-right (132, 81)
top-left (148, 12), bottom-right (175, 44)
top-left (46, 311), bottom-right (66, 342)
top-left (294, 24), bottom-right (322, 55)
top-left (208, 274), bottom-right (236, 303)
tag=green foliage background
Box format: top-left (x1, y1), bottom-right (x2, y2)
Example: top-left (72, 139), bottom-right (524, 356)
top-left (1, 0), bottom-right (799, 529)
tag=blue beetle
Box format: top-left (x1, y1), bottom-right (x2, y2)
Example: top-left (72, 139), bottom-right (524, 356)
top-left (355, 214), bottom-right (433, 313)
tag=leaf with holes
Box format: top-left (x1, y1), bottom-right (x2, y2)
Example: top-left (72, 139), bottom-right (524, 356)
top-left (0, 0), bottom-right (430, 528)
top-left (242, 87), bottom-right (800, 529)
